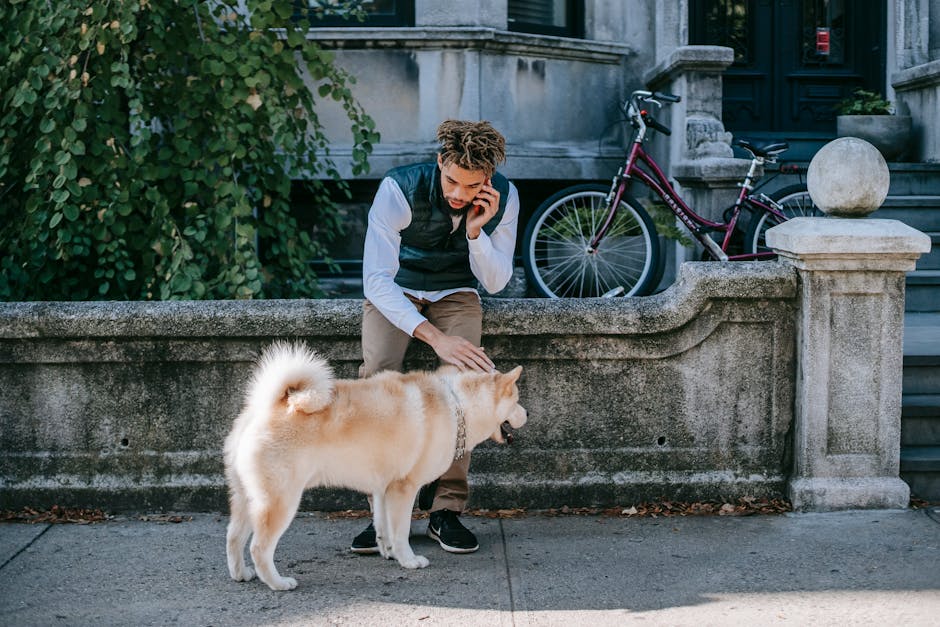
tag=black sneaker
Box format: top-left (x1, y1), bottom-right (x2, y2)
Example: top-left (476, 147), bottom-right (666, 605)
top-left (349, 522), bottom-right (379, 554)
top-left (427, 509), bottom-right (479, 553)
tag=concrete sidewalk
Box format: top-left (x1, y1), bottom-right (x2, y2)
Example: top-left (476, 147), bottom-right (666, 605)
top-left (2, 508), bottom-right (939, 626)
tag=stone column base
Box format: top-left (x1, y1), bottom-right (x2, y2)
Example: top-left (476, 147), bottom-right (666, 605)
top-left (789, 477), bottom-right (911, 512)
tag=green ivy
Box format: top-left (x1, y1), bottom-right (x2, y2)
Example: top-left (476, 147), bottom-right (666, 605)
top-left (834, 89), bottom-right (894, 116)
top-left (0, 0), bottom-right (379, 300)
top-left (642, 199), bottom-right (695, 248)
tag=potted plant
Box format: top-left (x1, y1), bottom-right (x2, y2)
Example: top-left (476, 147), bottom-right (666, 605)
top-left (835, 89), bottom-right (912, 161)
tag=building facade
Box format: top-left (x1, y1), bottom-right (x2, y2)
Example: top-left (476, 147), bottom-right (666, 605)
top-left (306, 0), bottom-right (940, 290)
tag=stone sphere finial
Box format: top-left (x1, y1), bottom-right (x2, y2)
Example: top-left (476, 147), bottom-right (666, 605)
top-left (806, 137), bottom-right (890, 217)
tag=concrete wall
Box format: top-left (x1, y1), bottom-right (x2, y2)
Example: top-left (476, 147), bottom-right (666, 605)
top-left (0, 262), bottom-right (798, 512)
top-left (307, 1), bottom-right (656, 180)
top-left (893, 59), bottom-right (940, 162)
top-left (893, 0), bottom-right (940, 162)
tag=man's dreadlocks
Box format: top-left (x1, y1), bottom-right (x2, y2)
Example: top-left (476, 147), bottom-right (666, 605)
top-left (436, 120), bottom-right (506, 176)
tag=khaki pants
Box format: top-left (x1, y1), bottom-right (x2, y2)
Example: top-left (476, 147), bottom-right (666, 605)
top-left (360, 291), bottom-right (482, 513)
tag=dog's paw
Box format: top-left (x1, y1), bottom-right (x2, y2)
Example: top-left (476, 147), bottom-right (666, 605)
top-left (399, 554), bottom-right (429, 569)
top-left (231, 566), bottom-right (256, 582)
top-left (266, 576), bottom-right (298, 591)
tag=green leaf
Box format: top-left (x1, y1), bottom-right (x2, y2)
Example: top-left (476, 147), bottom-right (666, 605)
top-left (286, 29), bottom-right (304, 48)
top-left (0, 0), bottom-right (371, 301)
top-left (171, 273), bottom-right (192, 293)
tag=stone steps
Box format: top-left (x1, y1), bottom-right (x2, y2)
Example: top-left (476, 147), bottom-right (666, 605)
top-left (902, 313), bottom-right (940, 500)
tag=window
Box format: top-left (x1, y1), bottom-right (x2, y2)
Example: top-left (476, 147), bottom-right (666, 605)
top-left (508, 0), bottom-right (583, 38)
top-left (690, 0), bottom-right (751, 65)
top-left (801, 0), bottom-right (845, 65)
top-left (304, 0), bottom-right (414, 28)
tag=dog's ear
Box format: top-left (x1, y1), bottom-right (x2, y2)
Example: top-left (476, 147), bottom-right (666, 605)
top-left (499, 365), bottom-right (523, 395)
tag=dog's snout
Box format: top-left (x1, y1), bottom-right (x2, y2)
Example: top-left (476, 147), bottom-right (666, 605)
top-left (509, 405), bottom-right (527, 429)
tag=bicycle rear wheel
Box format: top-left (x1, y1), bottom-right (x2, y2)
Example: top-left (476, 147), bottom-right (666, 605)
top-left (744, 184), bottom-right (823, 255)
top-left (522, 184), bottom-right (661, 298)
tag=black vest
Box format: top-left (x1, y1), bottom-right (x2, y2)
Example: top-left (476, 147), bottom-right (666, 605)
top-left (387, 162), bottom-right (509, 291)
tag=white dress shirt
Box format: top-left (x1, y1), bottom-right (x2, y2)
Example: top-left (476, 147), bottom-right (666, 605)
top-left (362, 176), bottom-right (520, 336)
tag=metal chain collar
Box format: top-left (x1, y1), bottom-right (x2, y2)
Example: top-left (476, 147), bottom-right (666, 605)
top-left (444, 379), bottom-right (467, 461)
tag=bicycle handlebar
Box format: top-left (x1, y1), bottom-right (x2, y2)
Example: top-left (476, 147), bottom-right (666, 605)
top-left (630, 90), bottom-right (682, 104)
top-left (651, 91), bottom-right (681, 103)
top-left (623, 90), bottom-right (681, 137)
top-left (644, 115), bottom-right (672, 136)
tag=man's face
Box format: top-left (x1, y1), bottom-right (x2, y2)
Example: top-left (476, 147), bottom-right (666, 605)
top-left (438, 155), bottom-right (488, 213)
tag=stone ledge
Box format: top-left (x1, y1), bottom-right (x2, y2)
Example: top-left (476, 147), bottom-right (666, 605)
top-left (0, 262), bottom-right (796, 341)
top-left (766, 217), bottom-right (932, 272)
top-left (0, 261), bottom-right (799, 511)
top-left (305, 27), bottom-right (634, 64)
top-left (892, 58), bottom-right (940, 92)
top-left (644, 45), bottom-right (735, 87)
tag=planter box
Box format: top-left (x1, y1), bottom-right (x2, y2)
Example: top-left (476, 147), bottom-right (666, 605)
top-left (836, 114), bottom-right (913, 161)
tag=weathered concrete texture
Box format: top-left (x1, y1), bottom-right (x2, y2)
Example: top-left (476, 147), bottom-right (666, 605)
top-left (0, 262), bottom-right (798, 512)
top-left (308, 27), bottom-right (639, 180)
top-left (768, 217), bottom-right (932, 511)
top-left (893, 58), bottom-right (940, 163)
top-left (807, 137), bottom-right (890, 216)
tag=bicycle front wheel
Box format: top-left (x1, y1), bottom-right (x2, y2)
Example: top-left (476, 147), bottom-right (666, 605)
top-left (744, 184), bottom-right (823, 255)
top-left (522, 184), bottom-right (661, 298)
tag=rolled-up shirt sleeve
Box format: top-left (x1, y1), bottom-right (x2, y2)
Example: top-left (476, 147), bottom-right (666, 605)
top-left (468, 182), bottom-right (520, 294)
top-left (362, 178), bottom-right (427, 336)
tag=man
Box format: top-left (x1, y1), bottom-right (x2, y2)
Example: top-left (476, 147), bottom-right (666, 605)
top-left (350, 119), bottom-right (519, 555)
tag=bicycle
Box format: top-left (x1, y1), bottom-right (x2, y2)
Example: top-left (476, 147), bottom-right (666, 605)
top-left (522, 90), bottom-right (821, 298)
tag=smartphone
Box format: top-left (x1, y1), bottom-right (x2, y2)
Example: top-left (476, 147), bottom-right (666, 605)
top-left (473, 178), bottom-right (492, 215)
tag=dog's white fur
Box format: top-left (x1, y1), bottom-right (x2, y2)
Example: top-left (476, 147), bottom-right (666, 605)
top-left (224, 341), bottom-right (527, 590)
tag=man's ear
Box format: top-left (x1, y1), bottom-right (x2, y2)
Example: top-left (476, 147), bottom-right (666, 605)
top-left (436, 153), bottom-right (444, 169)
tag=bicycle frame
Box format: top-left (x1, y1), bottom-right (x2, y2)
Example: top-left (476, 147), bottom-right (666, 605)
top-left (590, 113), bottom-right (785, 262)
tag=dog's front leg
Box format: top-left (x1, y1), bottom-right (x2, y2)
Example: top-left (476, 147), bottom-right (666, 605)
top-left (372, 490), bottom-right (393, 560)
top-left (384, 482), bottom-right (429, 569)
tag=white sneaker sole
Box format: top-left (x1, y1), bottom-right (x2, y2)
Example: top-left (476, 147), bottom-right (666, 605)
top-left (427, 526), bottom-right (479, 554)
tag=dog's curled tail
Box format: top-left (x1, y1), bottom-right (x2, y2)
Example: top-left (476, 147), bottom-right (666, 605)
top-left (247, 341), bottom-right (334, 416)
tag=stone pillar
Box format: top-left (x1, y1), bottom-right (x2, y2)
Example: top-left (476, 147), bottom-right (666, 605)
top-left (767, 138), bottom-right (932, 511)
top-left (644, 45), bottom-right (748, 284)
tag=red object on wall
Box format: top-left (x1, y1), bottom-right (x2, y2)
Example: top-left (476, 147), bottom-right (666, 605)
top-left (816, 27), bottom-right (830, 55)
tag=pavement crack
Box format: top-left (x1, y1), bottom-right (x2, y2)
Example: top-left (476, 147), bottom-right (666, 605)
top-left (498, 518), bottom-right (517, 625)
top-left (0, 523), bottom-right (52, 571)
top-left (925, 507), bottom-right (940, 525)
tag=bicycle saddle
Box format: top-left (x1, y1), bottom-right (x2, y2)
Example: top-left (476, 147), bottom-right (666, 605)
top-left (734, 139), bottom-right (790, 159)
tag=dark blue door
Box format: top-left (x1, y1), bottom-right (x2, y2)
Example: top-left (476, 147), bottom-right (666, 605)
top-left (690, 0), bottom-right (886, 156)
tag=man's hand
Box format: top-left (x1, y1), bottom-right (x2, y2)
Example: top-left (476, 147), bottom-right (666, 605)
top-left (465, 178), bottom-right (499, 240)
top-left (414, 321), bottom-right (495, 372)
